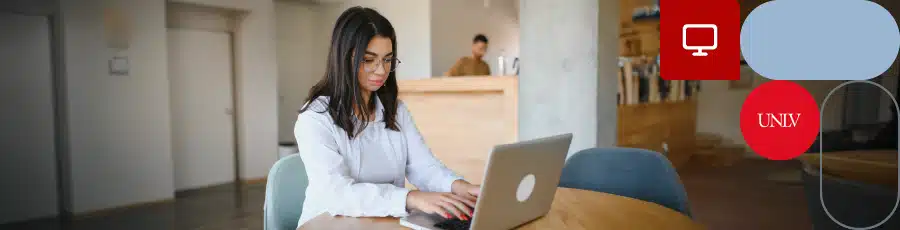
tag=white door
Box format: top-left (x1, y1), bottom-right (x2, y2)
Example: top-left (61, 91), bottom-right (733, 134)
top-left (0, 13), bottom-right (59, 223)
top-left (168, 29), bottom-right (236, 191)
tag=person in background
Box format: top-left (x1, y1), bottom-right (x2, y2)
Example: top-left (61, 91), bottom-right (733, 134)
top-left (294, 7), bottom-right (481, 227)
top-left (445, 34), bottom-right (491, 76)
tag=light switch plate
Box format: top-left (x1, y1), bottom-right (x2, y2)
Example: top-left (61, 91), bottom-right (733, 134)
top-left (109, 56), bottom-right (129, 76)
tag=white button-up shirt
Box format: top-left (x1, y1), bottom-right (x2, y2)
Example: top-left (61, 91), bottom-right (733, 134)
top-left (294, 96), bottom-right (464, 226)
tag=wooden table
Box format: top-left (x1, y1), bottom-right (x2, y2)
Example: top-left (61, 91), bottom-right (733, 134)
top-left (797, 150), bottom-right (898, 187)
top-left (298, 187), bottom-right (705, 230)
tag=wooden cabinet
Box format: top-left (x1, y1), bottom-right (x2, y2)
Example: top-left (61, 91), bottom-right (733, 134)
top-left (617, 100), bottom-right (698, 168)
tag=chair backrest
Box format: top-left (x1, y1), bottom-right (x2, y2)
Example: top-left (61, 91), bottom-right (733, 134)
top-left (559, 147), bottom-right (692, 216)
top-left (264, 154), bottom-right (309, 230)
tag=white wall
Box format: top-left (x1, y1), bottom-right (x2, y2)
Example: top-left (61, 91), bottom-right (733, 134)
top-left (431, 0), bottom-right (520, 76)
top-left (174, 0), bottom-right (279, 181)
top-left (276, 1), bottom-right (328, 142)
top-left (57, 0), bottom-right (279, 214)
top-left (60, 0), bottom-right (174, 213)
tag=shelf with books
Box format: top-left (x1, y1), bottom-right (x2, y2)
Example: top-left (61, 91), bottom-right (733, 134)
top-left (617, 56), bottom-right (700, 106)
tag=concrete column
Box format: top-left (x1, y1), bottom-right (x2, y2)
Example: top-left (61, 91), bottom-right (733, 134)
top-left (518, 0), bottom-right (619, 156)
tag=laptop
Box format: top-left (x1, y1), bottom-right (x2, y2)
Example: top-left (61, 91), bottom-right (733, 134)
top-left (400, 133), bottom-right (573, 230)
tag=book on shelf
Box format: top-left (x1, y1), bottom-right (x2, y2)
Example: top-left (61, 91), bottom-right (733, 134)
top-left (617, 56), bottom-right (699, 105)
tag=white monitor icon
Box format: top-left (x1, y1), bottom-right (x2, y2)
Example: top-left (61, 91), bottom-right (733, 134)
top-left (682, 24), bottom-right (717, 56)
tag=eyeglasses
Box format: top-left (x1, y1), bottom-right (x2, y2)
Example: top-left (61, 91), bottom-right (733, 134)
top-left (362, 57), bottom-right (401, 73)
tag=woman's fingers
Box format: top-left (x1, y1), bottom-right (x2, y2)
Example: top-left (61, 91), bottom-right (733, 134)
top-left (437, 200), bottom-right (467, 220)
top-left (451, 194), bottom-right (477, 208)
top-left (468, 186), bottom-right (481, 196)
top-left (410, 192), bottom-right (479, 220)
top-left (441, 195), bottom-right (473, 217)
top-left (463, 194), bottom-right (478, 204)
top-left (429, 207), bottom-right (451, 219)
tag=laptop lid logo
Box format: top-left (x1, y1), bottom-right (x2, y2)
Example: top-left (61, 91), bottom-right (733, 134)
top-left (517, 174), bottom-right (536, 202)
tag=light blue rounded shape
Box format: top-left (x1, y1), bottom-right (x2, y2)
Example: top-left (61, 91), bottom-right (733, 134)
top-left (741, 0), bottom-right (900, 80)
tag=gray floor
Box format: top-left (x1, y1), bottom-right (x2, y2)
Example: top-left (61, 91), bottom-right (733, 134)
top-left (0, 183), bottom-right (266, 230)
top-left (2, 159), bottom-right (815, 230)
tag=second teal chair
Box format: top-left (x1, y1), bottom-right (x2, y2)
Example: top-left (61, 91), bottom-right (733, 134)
top-left (264, 154), bottom-right (309, 230)
top-left (559, 147), bottom-right (692, 217)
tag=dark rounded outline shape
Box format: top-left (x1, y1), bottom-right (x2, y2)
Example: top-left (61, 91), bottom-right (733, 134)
top-left (819, 80), bottom-right (899, 230)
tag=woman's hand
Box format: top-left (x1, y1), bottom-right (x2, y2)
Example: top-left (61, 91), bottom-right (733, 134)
top-left (450, 180), bottom-right (481, 202)
top-left (406, 190), bottom-right (475, 220)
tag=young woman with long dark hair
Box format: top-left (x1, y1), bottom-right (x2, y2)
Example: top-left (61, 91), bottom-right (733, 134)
top-left (294, 6), bottom-right (480, 226)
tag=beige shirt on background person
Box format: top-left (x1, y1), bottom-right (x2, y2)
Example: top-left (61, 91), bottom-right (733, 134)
top-left (446, 56), bottom-right (491, 76)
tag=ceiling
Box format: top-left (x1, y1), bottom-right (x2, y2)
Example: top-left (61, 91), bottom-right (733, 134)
top-left (276, 0), bottom-right (343, 4)
top-left (306, 0), bottom-right (345, 3)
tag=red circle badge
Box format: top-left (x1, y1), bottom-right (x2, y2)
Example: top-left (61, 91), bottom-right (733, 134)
top-left (740, 80), bottom-right (820, 160)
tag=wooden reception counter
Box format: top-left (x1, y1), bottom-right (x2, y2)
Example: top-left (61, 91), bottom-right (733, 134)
top-left (398, 76), bottom-right (518, 184)
top-left (398, 75), bottom-right (698, 186)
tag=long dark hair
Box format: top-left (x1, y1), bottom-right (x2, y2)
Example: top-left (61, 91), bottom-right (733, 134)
top-left (299, 6), bottom-right (400, 139)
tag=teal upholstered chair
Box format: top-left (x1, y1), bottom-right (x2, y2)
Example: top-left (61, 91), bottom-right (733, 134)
top-left (559, 147), bottom-right (692, 217)
top-left (264, 154), bottom-right (309, 230)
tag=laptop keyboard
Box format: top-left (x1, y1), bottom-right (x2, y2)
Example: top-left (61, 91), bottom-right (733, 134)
top-left (433, 218), bottom-right (472, 230)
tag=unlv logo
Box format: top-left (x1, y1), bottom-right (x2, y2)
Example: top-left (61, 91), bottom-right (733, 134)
top-left (758, 113), bottom-right (801, 128)
top-left (740, 81), bottom-right (820, 160)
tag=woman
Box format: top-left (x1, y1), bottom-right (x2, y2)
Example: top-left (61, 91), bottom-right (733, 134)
top-left (294, 7), bottom-right (481, 226)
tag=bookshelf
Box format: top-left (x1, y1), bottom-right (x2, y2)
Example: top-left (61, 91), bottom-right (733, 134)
top-left (617, 56), bottom-right (700, 105)
top-left (615, 56), bottom-right (700, 169)
top-left (613, 0), bottom-right (703, 168)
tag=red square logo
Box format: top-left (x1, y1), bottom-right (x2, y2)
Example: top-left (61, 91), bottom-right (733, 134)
top-left (660, 0), bottom-right (741, 80)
